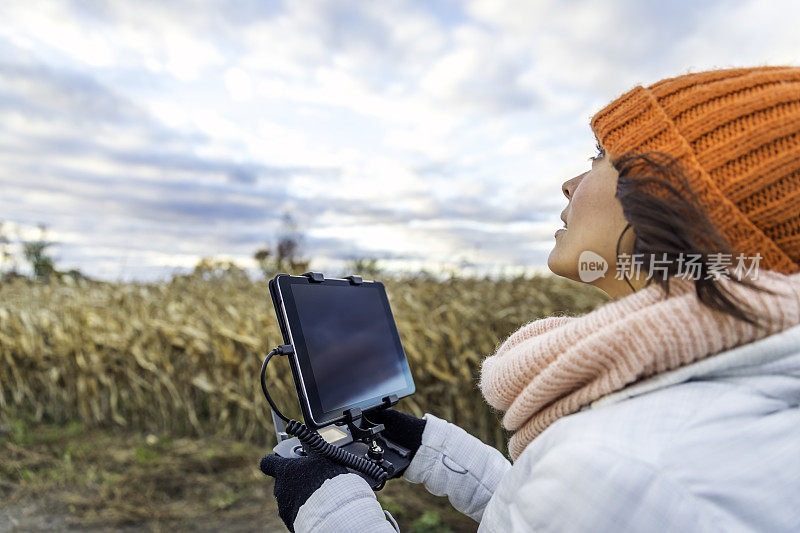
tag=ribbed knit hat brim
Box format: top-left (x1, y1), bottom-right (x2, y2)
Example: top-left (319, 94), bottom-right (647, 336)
top-left (591, 66), bottom-right (800, 274)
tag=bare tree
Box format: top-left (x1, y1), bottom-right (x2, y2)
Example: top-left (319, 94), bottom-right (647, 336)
top-left (0, 220), bottom-right (14, 275)
top-left (254, 212), bottom-right (309, 278)
top-left (22, 224), bottom-right (56, 282)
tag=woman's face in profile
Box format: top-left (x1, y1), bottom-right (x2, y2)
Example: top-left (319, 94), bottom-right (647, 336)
top-left (547, 151), bottom-right (634, 296)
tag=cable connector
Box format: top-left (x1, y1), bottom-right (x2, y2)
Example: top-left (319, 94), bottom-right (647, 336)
top-left (276, 344), bottom-right (294, 356)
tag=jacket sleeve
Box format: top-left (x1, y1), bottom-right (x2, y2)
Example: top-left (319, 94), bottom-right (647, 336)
top-left (402, 413), bottom-right (513, 522)
top-left (480, 440), bottom-right (737, 532)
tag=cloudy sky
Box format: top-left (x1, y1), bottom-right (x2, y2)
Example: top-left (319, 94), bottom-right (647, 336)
top-left (1, 0), bottom-right (798, 280)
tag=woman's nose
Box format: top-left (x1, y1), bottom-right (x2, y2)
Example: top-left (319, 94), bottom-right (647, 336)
top-left (562, 174), bottom-right (584, 199)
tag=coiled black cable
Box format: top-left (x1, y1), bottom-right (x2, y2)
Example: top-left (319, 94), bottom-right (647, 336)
top-left (261, 347), bottom-right (389, 490)
top-left (284, 419), bottom-right (387, 488)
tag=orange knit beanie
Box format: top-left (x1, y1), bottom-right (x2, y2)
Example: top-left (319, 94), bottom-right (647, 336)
top-left (590, 66), bottom-right (800, 274)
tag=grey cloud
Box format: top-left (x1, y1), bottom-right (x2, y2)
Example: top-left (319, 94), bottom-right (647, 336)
top-left (0, 63), bottom-right (152, 129)
top-left (0, 53), bottom-right (337, 187)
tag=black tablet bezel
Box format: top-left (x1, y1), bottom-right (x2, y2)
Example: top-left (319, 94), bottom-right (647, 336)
top-left (270, 273), bottom-right (415, 428)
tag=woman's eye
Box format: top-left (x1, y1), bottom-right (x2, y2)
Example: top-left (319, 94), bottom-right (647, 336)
top-left (588, 141), bottom-right (605, 162)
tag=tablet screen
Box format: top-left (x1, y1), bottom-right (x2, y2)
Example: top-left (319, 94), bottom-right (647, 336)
top-left (278, 277), bottom-right (414, 424)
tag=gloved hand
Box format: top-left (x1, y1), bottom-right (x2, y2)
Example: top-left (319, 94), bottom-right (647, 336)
top-left (259, 453), bottom-right (348, 532)
top-left (366, 408), bottom-right (427, 477)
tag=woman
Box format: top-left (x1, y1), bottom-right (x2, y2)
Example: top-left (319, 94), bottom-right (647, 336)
top-left (260, 66), bottom-right (800, 532)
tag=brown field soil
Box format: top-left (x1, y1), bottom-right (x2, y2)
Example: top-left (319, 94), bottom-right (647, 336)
top-left (0, 418), bottom-right (476, 532)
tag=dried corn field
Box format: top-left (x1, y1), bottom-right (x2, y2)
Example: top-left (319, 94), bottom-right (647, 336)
top-left (0, 271), bottom-right (608, 452)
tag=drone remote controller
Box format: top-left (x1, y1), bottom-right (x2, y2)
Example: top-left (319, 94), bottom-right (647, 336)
top-left (271, 409), bottom-right (412, 488)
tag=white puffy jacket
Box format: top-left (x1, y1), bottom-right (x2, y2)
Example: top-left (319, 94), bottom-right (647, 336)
top-left (294, 323), bottom-right (800, 532)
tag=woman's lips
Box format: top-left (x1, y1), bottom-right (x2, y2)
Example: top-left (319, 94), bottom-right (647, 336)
top-left (555, 228), bottom-right (567, 238)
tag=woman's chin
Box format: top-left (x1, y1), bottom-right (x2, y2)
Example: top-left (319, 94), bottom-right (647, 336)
top-left (547, 251), bottom-right (570, 278)
top-left (548, 246), bottom-right (583, 281)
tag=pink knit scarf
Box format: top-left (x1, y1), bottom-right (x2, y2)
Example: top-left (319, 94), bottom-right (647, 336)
top-left (479, 271), bottom-right (800, 460)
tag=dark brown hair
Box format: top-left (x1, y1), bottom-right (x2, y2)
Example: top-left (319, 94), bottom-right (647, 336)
top-left (611, 151), bottom-right (779, 329)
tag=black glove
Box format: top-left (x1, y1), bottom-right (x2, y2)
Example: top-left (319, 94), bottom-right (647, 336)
top-left (259, 453), bottom-right (348, 532)
top-left (366, 408), bottom-right (426, 476)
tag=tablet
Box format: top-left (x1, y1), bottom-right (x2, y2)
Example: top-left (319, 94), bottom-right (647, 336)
top-left (269, 273), bottom-right (415, 428)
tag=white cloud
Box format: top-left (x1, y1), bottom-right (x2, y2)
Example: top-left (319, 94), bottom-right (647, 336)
top-left (224, 67), bottom-right (254, 102)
